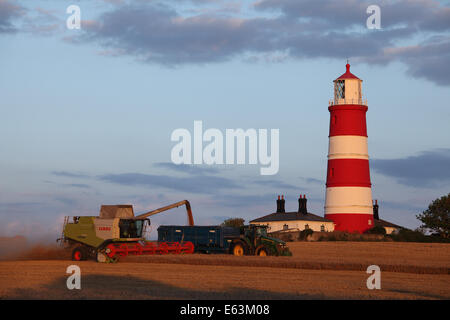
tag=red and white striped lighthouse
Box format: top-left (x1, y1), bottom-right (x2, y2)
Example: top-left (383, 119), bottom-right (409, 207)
top-left (324, 63), bottom-right (374, 233)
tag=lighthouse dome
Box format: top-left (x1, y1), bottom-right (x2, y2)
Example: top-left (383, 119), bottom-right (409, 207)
top-left (335, 63), bottom-right (360, 81)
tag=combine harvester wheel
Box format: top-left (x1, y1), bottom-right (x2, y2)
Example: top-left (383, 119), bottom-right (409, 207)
top-left (72, 246), bottom-right (88, 261)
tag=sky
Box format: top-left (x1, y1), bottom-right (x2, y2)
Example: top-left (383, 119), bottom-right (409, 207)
top-left (0, 0), bottom-right (449, 240)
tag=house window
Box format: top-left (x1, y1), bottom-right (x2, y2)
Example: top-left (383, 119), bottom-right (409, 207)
top-left (321, 225), bottom-right (325, 232)
top-left (283, 224), bottom-right (289, 230)
top-left (368, 219), bottom-right (372, 225)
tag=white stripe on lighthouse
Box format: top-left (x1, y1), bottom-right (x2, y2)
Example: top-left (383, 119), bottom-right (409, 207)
top-left (325, 186), bottom-right (373, 215)
top-left (328, 136), bottom-right (368, 160)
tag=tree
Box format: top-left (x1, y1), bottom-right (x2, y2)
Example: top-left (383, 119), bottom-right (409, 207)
top-left (365, 225), bottom-right (386, 235)
top-left (221, 218), bottom-right (245, 228)
top-left (416, 193), bottom-right (450, 238)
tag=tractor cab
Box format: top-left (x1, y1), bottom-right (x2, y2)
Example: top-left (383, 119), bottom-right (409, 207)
top-left (242, 224), bottom-right (268, 239)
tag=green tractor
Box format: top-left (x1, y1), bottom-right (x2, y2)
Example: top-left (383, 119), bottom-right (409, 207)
top-left (232, 225), bottom-right (292, 256)
top-left (58, 200), bottom-right (195, 262)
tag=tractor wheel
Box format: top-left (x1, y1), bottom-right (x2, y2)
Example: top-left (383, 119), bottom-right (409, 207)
top-left (232, 241), bottom-right (246, 256)
top-left (72, 246), bottom-right (87, 261)
top-left (255, 246), bottom-right (269, 257)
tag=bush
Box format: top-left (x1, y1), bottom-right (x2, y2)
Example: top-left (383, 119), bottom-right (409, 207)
top-left (221, 218), bottom-right (245, 228)
top-left (388, 228), bottom-right (450, 243)
top-left (327, 235), bottom-right (337, 241)
top-left (365, 226), bottom-right (386, 235)
top-left (298, 229), bottom-right (313, 241)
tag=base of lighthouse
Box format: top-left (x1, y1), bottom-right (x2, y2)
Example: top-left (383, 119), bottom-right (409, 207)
top-left (324, 214), bottom-right (373, 233)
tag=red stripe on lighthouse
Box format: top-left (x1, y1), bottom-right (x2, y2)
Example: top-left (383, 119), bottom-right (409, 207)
top-left (324, 213), bottom-right (374, 233)
top-left (326, 159), bottom-right (371, 188)
top-left (329, 105), bottom-right (368, 137)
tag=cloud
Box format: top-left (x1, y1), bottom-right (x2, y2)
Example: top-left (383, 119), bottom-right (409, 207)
top-left (4, 0), bottom-right (450, 85)
top-left (74, 0), bottom-right (450, 85)
top-left (75, 3), bottom-right (259, 65)
top-left (51, 171), bottom-right (90, 179)
top-left (53, 196), bottom-right (78, 206)
top-left (213, 192), bottom-right (276, 208)
top-left (362, 35), bottom-right (450, 86)
top-left (251, 179), bottom-right (298, 190)
top-left (371, 148), bottom-right (450, 187)
top-left (0, 0), bottom-right (25, 33)
top-left (212, 192), bottom-right (322, 209)
top-left (153, 162), bottom-right (220, 175)
top-left (98, 172), bottom-right (240, 194)
top-left (395, 37), bottom-right (450, 86)
top-left (20, 6), bottom-right (62, 36)
top-left (63, 183), bottom-right (91, 189)
top-left (256, 0), bottom-right (450, 32)
top-left (0, 201), bottom-right (45, 213)
top-left (379, 200), bottom-right (424, 213)
top-left (299, 176), bottom-right (324, 184)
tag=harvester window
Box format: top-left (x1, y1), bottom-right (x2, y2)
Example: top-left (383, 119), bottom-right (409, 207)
top-left (119, 220), bottom-right (144, 238)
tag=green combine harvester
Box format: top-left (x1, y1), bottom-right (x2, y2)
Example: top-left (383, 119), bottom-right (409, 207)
top-left (57, 200), bottom-right (195, 262)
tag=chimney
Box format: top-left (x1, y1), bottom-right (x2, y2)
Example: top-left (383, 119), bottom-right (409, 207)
top-left (280, 195), bottom-right (286, 213)
top-left (276, 195), bottom-right (282, 213)
top-left (373, 199), bottom-right (379, 220)
top-left (303, 195), bottom-right (308, 214)
top-left (298, 194), bottom-right (307, 215)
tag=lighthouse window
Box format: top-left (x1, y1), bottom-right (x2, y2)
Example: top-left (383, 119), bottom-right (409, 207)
top-left (335, 80), bottom-right (345, 99)
top-left (358, 82), bottom-right (362, 99)
top-left (332, 115), bottom-right (337, 124)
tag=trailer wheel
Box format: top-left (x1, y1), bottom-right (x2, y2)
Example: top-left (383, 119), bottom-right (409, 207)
top-left (72, 246), bottom-right (87, 261)
top-left (255, 246), bottom-right (269, 256)
top-left (232, 241), bottom-right (246, 256)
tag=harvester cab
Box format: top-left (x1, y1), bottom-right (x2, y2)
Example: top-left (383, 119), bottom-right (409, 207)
top-left (58, 200), bottom-right (195, 263)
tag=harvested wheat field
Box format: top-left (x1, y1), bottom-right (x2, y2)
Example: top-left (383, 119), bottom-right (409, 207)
top-left (0, 241), bottom-right (449, 299)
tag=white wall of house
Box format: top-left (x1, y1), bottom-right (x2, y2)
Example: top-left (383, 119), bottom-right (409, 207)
top-left (384, 226), bottom-right (399, 235)
top-left (251, 220), bottom-right (335, 233)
